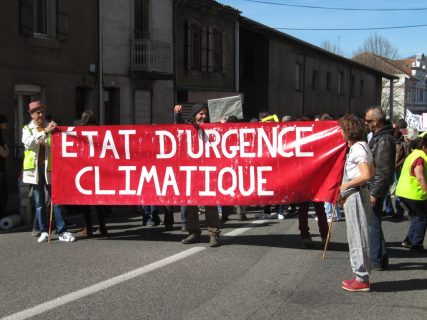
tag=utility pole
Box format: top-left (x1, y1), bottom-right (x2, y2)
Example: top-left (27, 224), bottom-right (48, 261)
top-left (98, 0), bottom-right (104, 124)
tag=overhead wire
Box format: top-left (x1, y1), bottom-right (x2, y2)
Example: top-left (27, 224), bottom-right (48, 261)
top-left (275, 24), bottom-right (427, 31)
top-left (241, 0), bottom-right (427, 11)
top-left (233, 0), bottom-right (427, 31)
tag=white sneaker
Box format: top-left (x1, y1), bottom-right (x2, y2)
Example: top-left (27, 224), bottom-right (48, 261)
top-left (38, 232), bottom-right (48, 243)
top-left (270, 213), bottom-right (278, 219)
top-left (278, 213), bottom-right (285, 220)
top-left (59, 232), bottom-right (76, 242)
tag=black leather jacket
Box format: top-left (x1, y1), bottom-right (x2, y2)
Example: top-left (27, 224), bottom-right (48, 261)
top-left (367, 125), bottom-right (396, 199)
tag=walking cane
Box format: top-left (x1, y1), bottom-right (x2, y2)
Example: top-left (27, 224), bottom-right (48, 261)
top-left (322, 203), bottom-right (337, 259)
top-left (48, 202), bottom-right (54, 243)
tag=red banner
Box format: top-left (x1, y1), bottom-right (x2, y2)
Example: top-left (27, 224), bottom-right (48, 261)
top-left (51, 121), bottom-right (346, 205)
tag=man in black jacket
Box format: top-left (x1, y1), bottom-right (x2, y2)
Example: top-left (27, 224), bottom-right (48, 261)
top-left (365, 107), bottom-right (396, 270)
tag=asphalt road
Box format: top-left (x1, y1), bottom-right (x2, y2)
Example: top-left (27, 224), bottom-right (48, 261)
top-left (0, 208), bottom-right (426, 320)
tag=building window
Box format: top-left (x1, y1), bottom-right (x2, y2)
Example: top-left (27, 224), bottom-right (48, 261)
top-left (338, 71), bottom-right (344, 95)
top-left (187, 21), bottom-right (201, 70)
top-left (34, 0), bottom-right (47, 36)
top-left (20, 0), bottom-right (66, 41)
top-left (134, 0), bottom-right (150, 39)
top-left (360, 79), bottom-right (364, 96)
top-left (213, 29), bottom-right (222, 73)
top-left (312, 70), bottom-right (318, 90)
top-left (295, 63), bottom-right (303, 91)
top-left (326, 72), bottom-right (332, 91)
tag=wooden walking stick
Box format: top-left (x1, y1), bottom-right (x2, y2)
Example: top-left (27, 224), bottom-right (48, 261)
top-left (322, 203), bottom-right (337, 259)
top-left (48, 202), bottom-right (54, 243)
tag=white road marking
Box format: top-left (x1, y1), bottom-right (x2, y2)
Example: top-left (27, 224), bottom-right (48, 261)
top-left (2, 219), bottom-right (268, 320)
top-left (223, 219), bottom-right (269, 237)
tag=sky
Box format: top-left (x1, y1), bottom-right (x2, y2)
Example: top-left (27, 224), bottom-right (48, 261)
top-left (218, 0), bottom-right (427, 59)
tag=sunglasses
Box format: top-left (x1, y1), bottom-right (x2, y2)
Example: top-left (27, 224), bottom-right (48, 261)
top-left (32, 111), bottom-right (45, 115)
top-left (364, 119), bottom-right (374, 123)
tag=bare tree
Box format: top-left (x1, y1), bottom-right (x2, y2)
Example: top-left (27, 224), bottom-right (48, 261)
top-left (320, 40), bottom-right (343, 56)
top-left (353, 33), bottom-right (399, 59)
top-left (352, 34), bottom-right (403, 119)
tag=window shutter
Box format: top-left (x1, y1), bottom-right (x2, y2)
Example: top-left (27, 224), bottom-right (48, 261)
top-left (221, 31), bottom-right (226, 74)
top-left (186, 22), bottom-right (192, 70)
top-left (57, 0), bottom-right (69, 42)
top-left (201, 26), bottom-right (207, 72)
top-left (142, 0), bottom-right (150, 38)
top-left (207, 27), bottom-right (213, 72)
top-left (19, 0), bottom-right (33, 36)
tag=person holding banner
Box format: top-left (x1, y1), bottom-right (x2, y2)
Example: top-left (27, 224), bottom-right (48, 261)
top-left (174, 104), bottom-right (221, 247)
top-left (338, 114), bottom-right (375, 292)
top-left (22, 101), bottom-right (75, 243)
top-left (297, 201), bottom-right (329, 249)
top-left (76, 110), bottom-right (108, 238)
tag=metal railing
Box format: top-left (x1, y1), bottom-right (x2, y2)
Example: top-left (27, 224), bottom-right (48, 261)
top-left (405, 82), bottom-right (427, 105)
top-left (130, 39), bottom-right (172, 74)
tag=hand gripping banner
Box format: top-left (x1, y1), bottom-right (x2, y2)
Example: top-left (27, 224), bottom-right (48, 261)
top-left (51, 121), bottom-right (346, 205)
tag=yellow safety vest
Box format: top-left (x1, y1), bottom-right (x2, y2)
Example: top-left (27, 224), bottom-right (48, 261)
top-left (395, 149), bottom-right (427, 200)
top-left (22, 126), bottom-right (52, 171)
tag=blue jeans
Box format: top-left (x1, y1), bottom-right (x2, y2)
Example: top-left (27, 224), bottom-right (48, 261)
top-left (407, 215), bottom-right (427, 247)
top-left (383, 194), bottom-right (394, 215)
top-left (142, 205), bottom-right (160, 223)
top-left (32, 165), bottom-right (66, 234)
top-left (369, 198), bottom-right (388, 266)
top-left (180, 205), bottom-right (187, 225)
top-left (324, 202), bottom-right (342, 220)
top-left (401, 198), bottom-right (427, 247)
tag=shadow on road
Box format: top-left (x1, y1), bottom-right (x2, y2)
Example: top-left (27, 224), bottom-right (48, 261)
top-left (373, 278), bottom-right (427, 292)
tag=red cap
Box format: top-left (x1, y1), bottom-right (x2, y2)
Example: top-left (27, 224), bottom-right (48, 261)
top-left (28, 101), bottom-right (45, 113)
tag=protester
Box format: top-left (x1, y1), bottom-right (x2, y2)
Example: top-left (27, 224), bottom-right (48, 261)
top-left (365, 107), bottom-right (395, 270)
top-left (161, 206), bottom-right (175, 231)
top-left (219, 115), bottom-right (244, 221)
top-left (277, 114), bottom-right (297, 219)
top-left (0, 115), bottom-right (9, 216)
top-left (319, 113), bottom-right (343, 222)
top-left (387, 120), bottom-right (410, 219)
top-left (405, 127), bottom-right (419, 147)
top-left (142, 205), bottom-right (175, 231)
top-left (174, 104), bottom-right (221, 247)
top-left (395, 135), bottom-right (427, 251)
top-left (297, 201), bottom-right (329, 248)
top-left (142, 205), bottom-right (161, 226)
top-left (22, 101), bottom-right (75, 242)
top-left (281, 115), bottom-right (292, 122)
top-left (74, 110), bottom-right (108, 238)
top-left (338, 114), bottom-right (375, 292)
